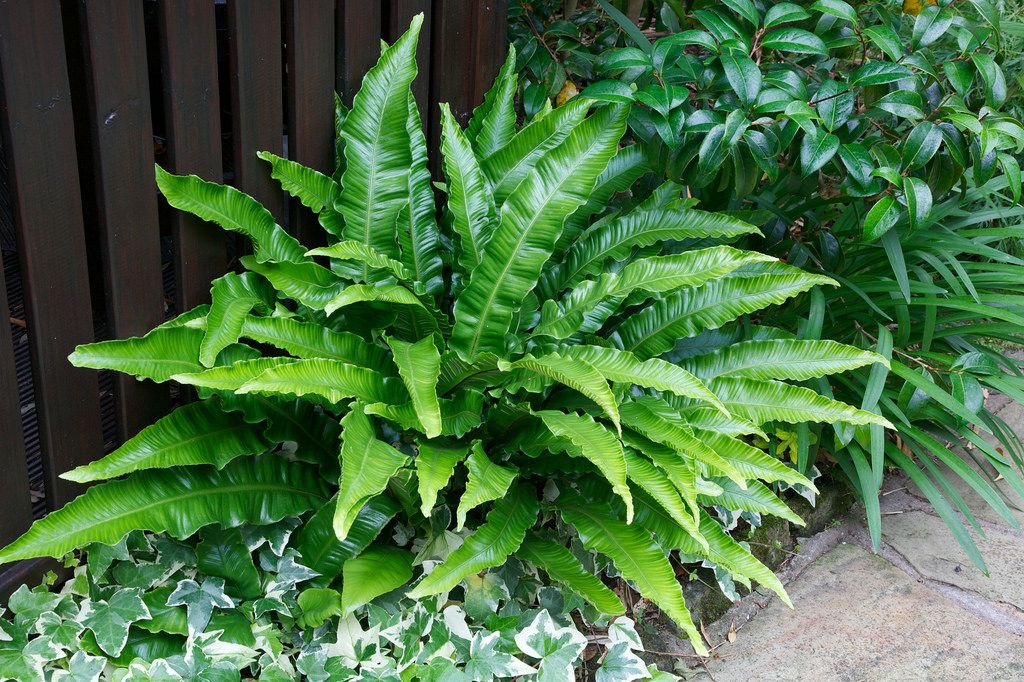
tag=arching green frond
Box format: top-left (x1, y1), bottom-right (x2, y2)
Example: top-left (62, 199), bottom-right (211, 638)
top-left (480, 97), bottom-right (591, 205)
top-left (619, 398), bottom-right (747, 489)
top-left (69, 327), bottom-right (258, 383)
top-left (0, 456), bottom-right (326, 563)
top-left (366, 389), bottom-right (484, 438)
top-left (536, 410), bottom-right (632, 522)
top-left (699, 478), bottom-right (804, 525)
top-left (221, 395), bottom-right (341, 467)
top-left (323, 285), bottom-right (442, 338)
top-left (557, 345), bottom-right (727, 415)
top-left (456, 443), bottom-right (518, 531)
top-left (692, 428), bottom-right (815, 489)
top-left (623, 450), bottom-right (705, 549)
top-left (466, 45), bottom-right (517, 156)
top-left (685, 339), bottom-right (886, 381)
top-left (241, 257), bottom-right (346, 310)
top-left (515, 535), bottom-right (625, 616)
top-left (452, 105), bottom-right (628, 359)
top-left (558, 492), bottom-right (707, 656)
top-left (621, 431), bottom-right (701, 525)
top-left (334, 404), bottom-right (409, 541)
top-left (618, 247), bottom-right (778, 294)
top-left (617, 273), bottom-right (837, 359)
top-left (708, 377), bottom-right (893, 427)
top-left (341, 546), bottom-right (414, 615)
top-left (63, 401), bottom-right (270, 483)
top-left (673, 404), bottom-right (767, 438)
top-left (256, 151), bottom-right (340, 237)
top-left (398, 92), bottom-right (444, 295)
top-left (386, 335), bottom-right (443, 438)
top-left (306, 241), bottom-right (410, 282)
top-left (172, 358), bottom-right (300, 392)
top-left (415, 442), bottom-right (470, 518)
top-left (407, 485), bottom-right (539, 599)
top-left (441, 103), bottom-right (497, 272)
top-left (503, 353), bottom-right (620, 432)
top-left (200, 273), bottom-right (276, 367)
top-left (295, 495), bottom-right (400, 587)
top-left (233, 315), bottom-right (395, 373)
top-left (230, 359), bottom-right (401, 405)
top-left (155, 166), bottom-right (307, 263)
top-left (551, 205), bottom-right (760, 292)
top-left (337, 15), bottom-right (422, 272)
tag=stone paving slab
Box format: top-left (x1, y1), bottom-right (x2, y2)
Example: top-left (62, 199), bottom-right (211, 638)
top-left (691, 543), bottom-right (1024, 681)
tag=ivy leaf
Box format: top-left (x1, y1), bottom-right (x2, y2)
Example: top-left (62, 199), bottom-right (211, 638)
top-left (596, 641), bottom-right (650, 682)
top-left (51, 651), bottom-right (106, 682)
top-left (166, 578), bottom-right (234, 637)
top-left (464, 631), bottom-right (535, 681)
top-left (514, 610), bottom-right (587, 682)
top-left (34, 611), bottom-right (83, 652)
top-left (463, 572), bottom-right (510, 622)
top-left (196, 527), bottom-right (261, 599)
top-left (608, 617), bottom-right (644, 650)
top-left (79, 588), bottom-right (151, 656)
top-left (297, 588), bottom-right (344, 629)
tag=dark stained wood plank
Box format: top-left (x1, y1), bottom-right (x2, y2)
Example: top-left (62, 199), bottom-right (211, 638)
top-left (0, 0), bottom-right (104, 506)
top-left (156, 0), bottom-right (226, 310)
top-left (73, 0), bottom-right (169, 439)
top-left (0, 259), bottom-right (33, 547)
top-left (336, 0), bottom-right (382, 105)
top-left (227, 0), bottom-right (284, 223)
top-left (284, 0), bottom-right (335, 246)
top-left (471, 0), bottom-right (509, 106)
top-left (387, 0), bottom-right (432, 116)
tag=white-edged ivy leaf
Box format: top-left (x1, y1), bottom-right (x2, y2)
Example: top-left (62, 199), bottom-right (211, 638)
top-left (166, 578), bottom-right (234, 638)
top-left (79, 588), bottom-right (151, 657)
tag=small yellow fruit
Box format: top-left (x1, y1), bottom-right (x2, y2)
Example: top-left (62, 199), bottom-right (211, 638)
top-left (556, 80), bottom-right (579, 106)
top-left (902, 0), bottom-right (937, 16)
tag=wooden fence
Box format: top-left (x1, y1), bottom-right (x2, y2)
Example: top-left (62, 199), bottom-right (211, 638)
top-left (0, 0), bottom-right (508, 595)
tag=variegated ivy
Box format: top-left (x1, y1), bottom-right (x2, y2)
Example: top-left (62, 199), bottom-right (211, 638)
top-left (0, 14), bottom-right (889, 658)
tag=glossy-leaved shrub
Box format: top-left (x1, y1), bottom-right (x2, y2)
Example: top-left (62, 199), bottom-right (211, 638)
top-left (0, 15), bottom-right (889, 656)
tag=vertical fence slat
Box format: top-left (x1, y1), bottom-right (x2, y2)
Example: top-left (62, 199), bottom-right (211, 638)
top-left (387, 0), bottom-right (432, 117)
top-left (228, 0), bottom-right (284, 223)
top-left (472, 1), bottom-right (509, 106)
top-left (0, 0), bottom-right (104, 506)
top-left (0, 259), bottom-right (32, 548)
top-left (285, 0), bottom-right (335, 246)
top-left (75, 0), bottom-right (168, 439)
top-left (336, 0), bottom-right (381, 105)
top-left (157, 0), bottom-right (226, 310)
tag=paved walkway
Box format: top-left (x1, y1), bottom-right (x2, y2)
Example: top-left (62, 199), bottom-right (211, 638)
top-left (672, 400), bottom-right (1024, 680)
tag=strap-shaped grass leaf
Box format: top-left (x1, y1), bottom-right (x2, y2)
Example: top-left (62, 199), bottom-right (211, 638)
top-left (240, 257), bottom-right (346, 310)
top-left (480, 96), bottom-right (591, 205)
top-left (69, 327), bottom-right (259, 383)
top-left (334, 405), bottom-right (409, 540)
top-left (415, 442), bottom-right (470, 517)
top-left (515, 535), bottom-right (625, 615)
top-left (693, 428), bottom-right (814, 489)
top-left (256, 151), bottom-right (340, 238)
top-left (708, 377), bottom-right (893, 427)
top-left (233, 359), bottom-right (400, 405)
top-left (553, 205), bottom-right (759, 291)
top-left (503, 353), bottom-right (620, 432)
top-left (441, 103), bottom-right (497, 272)
top-left (200, 273), bottom-right (275, 367)
top-left (407, 484), bottom-right (539, 599)
top-left (684, 339), bottom-right (885, 382)
top-left (296, 495), bottom-right (400, 587)
top-left (466, 45), bottom-right (517, 156)
top-left (619, 398), bottom-right (747, 488)
top-left (341, 546), bottom-right (414, 616)
top-left (337, 15), bottom-right (422, 271)
top-left (63, 401), bottom-right (270, 483)
top-left (698, 477), bottom-right (804, 525)
top-left (558, 492), bottom-right (707, 656)
top-left (386, 335), bottom-right (443, 438)
top-left (0, 456), bottom-right (326, 563)
top-left (536, 410), bottom-right (632, 522)
top-left (456, 443), bottom-right (518, 531)
top-left (617, 272), bottom-right (836, 358)
top-left (173, 358), bottom-right (299, 392)
top-left (557, 345), bottom-right (727, 415)
top-left (398, 92), bottom-right (444, 295)
top-left (452, 105), bottom-right (628, 359)
top-left (306, 241), bottom-right (410, 282)
top-left (234, 315), bottom-right (395, 374)
top-left (155, 166), bottom-right (307, 264)
top-left (623, 449), bottom-right (704, 548)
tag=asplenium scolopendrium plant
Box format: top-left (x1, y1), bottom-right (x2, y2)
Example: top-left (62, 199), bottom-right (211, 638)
top-left (0, 15), bottom-right (890, 654)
